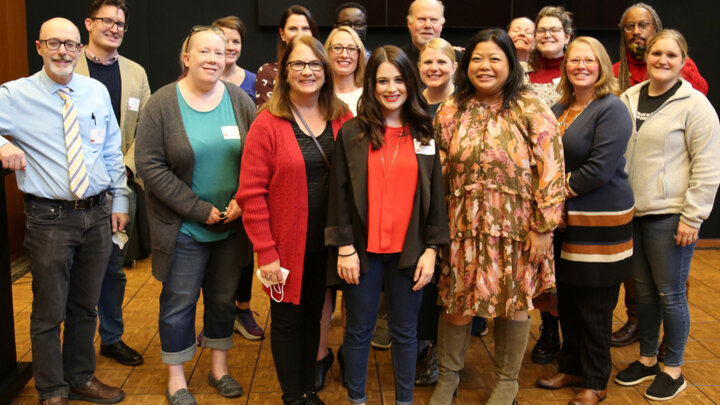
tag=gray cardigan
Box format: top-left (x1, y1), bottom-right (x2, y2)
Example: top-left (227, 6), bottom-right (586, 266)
top-left (135, 81), bottom-right (256, 281)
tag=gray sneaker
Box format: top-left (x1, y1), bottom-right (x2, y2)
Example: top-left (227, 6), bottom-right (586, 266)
top-left (208, 372), bottom-right (243, 398)
top-left (166, 388), bottom-right (196, 405)
top-left (371, 314), bottom-right (391, 349)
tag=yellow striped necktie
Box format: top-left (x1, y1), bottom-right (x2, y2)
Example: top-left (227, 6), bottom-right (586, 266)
top-left (57, 87), bottom-right (89, 199)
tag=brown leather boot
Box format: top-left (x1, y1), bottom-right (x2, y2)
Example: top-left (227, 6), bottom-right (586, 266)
top-left (39, 398), bottom-right (68, 405)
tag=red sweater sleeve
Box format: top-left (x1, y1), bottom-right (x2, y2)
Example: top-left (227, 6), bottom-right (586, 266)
top-left (237, 112), bottom-right (279, 265)
top-left (682, 57), bottom-right (708, 96)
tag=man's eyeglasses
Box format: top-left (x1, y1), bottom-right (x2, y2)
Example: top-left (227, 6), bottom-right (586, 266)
top-left (536, 26), bottom-right (564, 36)
top-left (622, 21), bottom-right (652, 32)
top-left (336, 21), bottom-right (367, 30)
top-left (90, 17), bottom-right (127, 32)
top-left (329, 44), bottom-right (359, 55)
top-left (39, 39), bottom-right (82, 52)
top-left (287, 60), bottom-right (325, 71)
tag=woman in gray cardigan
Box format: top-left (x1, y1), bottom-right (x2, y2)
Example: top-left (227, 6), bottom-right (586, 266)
top-left (136, 27), bottom-right (255, 405)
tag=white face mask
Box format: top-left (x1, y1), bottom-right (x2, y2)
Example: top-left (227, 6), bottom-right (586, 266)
top-left (269, 283), bottom-right (285, 303)
top-left (256, 267), bottom-right (290, 303)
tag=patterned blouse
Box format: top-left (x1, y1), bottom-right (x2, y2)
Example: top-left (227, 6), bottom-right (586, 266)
top-left (435, 91), bottom-right (565, 243)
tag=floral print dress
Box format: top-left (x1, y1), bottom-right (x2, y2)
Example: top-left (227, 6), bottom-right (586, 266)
top-left (435, 91), bottom-right (565, 318)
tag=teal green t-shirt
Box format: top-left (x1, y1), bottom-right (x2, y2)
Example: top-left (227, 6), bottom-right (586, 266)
top-left (177, 84), bottom-right (241, 242)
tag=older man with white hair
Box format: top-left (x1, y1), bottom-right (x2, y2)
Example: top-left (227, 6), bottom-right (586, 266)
top-left (0, 17), bottom-right (128, 405)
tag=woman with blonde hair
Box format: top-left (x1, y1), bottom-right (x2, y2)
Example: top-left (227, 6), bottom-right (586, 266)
top-left (136, 26), bottom-right (256, 404)
top-left (535, 37), bottom-right (634, 405)
top-left (313, 25), bottom-right (367, 391)
top-left (614, 29), bottom-right (720, 401)
top-left (324, 26), bottom-right (366, 115)
top-left (419, 38), bottom-right (457, 115)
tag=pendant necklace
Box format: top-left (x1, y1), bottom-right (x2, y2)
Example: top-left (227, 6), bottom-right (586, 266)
top-left (380, 128), bottom-right (406, 180)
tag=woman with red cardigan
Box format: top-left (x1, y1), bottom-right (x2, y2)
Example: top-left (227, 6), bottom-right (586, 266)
top-left (237, 35), bottom-right (351, 405)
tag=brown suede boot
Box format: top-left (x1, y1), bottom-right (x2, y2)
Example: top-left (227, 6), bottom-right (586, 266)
top-left (487, 317), bottom-right (531, 405)
top-left (428, 317), bottom-right (471, 405)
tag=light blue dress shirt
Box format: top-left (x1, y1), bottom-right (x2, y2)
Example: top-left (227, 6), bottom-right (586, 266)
top-left (0, 69), bottom-right (129, 213)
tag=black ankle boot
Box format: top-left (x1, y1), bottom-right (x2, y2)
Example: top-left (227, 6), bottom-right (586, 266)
top-left (531, 313), bottom-right (560, 364)
top-left (313, 348), bottom-right (333, 391)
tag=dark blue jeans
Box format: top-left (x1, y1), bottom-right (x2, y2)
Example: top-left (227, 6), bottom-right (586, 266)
top-left (25, 195), bottom-right (112, 400)
top-left (343, 253), bottom-right (423, 405)
top-left (633, 214), bottom-right (694, 367)
top-left (97, 184), bottom-right (137, 345)
top-left (159, 231), bottom-right (241, 364)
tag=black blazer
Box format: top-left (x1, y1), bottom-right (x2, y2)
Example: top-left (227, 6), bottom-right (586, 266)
top-left (325, 118), bottom-right (450, 285)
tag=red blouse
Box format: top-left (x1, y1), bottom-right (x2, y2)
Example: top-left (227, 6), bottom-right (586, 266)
top-left (366, 126), bottom-right (418, 253)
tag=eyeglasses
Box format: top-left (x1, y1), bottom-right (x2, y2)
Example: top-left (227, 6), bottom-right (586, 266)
top-left (329, 44), bottom-right (359, 55)
top-left (90, 17), bottom-right (127, 32)
top-left (336, 21), bottom-right (367, 30)
top-left (287, 60), bottom-right (325, 71)
top-left (39, 39), bottom-right (82, 52)
top-left (536, 26), bottom-right (564, 36)
top-left (567, 58), bottom-right (597, 67)
top-left (622, 21), bottom-right (652, 32)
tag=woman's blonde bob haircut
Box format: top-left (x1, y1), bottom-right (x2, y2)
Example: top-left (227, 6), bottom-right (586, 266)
top-left (420, 37), bottom-right (457, 64)
top-left (323, 26), bottom-right (367, 89)
top-left (557, 36), bottom-right (618, 106)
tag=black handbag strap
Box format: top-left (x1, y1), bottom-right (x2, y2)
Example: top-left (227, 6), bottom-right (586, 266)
top-left (290, 103), bottom-right (330, 168)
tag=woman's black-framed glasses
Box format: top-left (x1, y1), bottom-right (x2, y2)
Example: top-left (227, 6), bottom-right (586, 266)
top-left (287, 60), bottom-right (325, 71)
top-left (329, 44), bottom-right (359, 55)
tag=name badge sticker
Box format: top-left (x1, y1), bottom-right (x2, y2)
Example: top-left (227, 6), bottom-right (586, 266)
top-left (90, 128), bottom-right (106, 144)
top-left (128, 97), bottom-right (140, 112)
top-left (414, 138), bottom-right (435, 155)
top-left (221, 126), bottom-right (241, 140)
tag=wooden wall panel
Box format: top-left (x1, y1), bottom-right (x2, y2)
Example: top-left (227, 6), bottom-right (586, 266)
top-left (0, 0), bottom-right (29, 261)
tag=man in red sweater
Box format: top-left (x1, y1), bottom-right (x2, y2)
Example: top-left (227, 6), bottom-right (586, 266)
top-left (611, 2), bottom-right (708, 350)
top-left (613, 2), bottom-right (708, 94)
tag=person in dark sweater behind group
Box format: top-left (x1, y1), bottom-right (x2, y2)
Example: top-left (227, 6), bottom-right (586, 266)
top-left (74, 0), bottom-right (150, 368)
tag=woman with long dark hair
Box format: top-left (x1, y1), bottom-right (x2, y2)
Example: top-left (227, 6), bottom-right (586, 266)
top-left (326, 45), bottom-right (449, 405)
top-left (430, 29), bottom-right (565, 405)
top-left (255, 5), bottom-right (320, 108)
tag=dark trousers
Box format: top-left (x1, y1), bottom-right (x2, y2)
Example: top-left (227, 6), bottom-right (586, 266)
top-left (234, 260), bottom-right (255, 303)
top-left (270, 250), bottom-right (327, 404)
top-left (25, 195), bottom-right (112, 400)
top-left (97, 183), bottom-right (137, 345)
top-left (557, 282), bottom-right (620, 390)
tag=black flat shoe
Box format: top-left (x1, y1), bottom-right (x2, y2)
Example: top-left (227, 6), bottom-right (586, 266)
top-left (314, 348), bottom-right (334, 391)
top-left (100, 341), bottom-right (143, 366)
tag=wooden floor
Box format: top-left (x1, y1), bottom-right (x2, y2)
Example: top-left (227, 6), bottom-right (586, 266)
top-left (9, 249), bottom-right (720, 405)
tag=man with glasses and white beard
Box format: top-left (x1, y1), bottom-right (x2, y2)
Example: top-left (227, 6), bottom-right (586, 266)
top-left (0, 17), bottom-right (129, 405)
